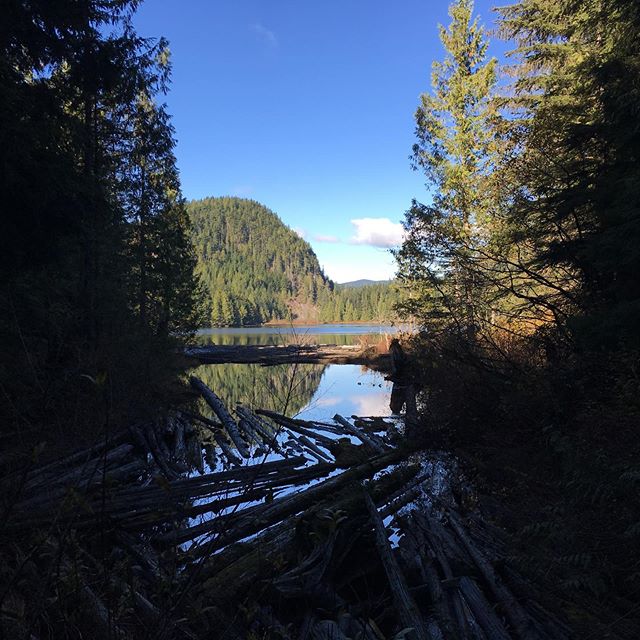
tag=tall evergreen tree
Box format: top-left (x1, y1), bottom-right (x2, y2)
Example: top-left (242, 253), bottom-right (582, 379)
top-left (0, 0), bottom-right (200, 436)
top-left (395, 0), bottom-right (497, 337)
top-left (496, 0), bottom-right (640, 348)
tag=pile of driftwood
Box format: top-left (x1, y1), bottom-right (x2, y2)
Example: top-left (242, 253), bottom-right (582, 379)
top-left (1, 375), bottom-right (573, 640)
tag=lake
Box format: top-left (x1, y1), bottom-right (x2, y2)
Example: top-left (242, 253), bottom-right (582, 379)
top-left (193, 324), bottom-right (399, 420)
top-left (196, 323), bottom-right (400, 346)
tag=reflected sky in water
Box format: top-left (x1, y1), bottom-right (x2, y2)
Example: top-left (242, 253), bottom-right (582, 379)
top-left (296, 364), bottom-right (393, 421)
top-left (194, 324), bottom-right (396, 421)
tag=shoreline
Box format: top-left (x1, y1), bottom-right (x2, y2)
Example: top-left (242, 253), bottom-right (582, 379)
top-left (185, 343), bottom-right (392, 369)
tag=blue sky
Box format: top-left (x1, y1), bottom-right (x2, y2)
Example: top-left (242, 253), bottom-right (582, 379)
top-left (134, 0), bottom-right (506, 282)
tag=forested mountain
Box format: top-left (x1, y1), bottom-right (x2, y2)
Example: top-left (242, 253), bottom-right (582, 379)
top-left (338, 279), bottom-right (389, 289)
top-left (317, 282), bottom-right (399, 323)
top-left (188, 197), bottom-right (400, 326)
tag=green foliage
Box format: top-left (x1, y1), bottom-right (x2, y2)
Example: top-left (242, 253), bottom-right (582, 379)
top-left (496, 0), bottom-right (640, 348)
top-left (319, 282), bottom-right (401, 323)
top-left (395, 0), bottom-right (640, 630)
top-left (0, 0), bottom-right (200, 442)
top-left (192, 363), bottom-right (325, 416)
top-left (396, 0), bottom-right (497, 338)
top-left (188, 197), bottom-right (332, 326)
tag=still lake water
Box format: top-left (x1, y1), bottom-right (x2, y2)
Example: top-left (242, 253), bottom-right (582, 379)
top-left (193, 324), bottom-right (399, 420)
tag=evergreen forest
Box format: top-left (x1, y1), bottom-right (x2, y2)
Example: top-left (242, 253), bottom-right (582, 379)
top-left (188, 196), bottom-right (400, 326)
top-left (1, 0), bottom-right (201, 445)
top-left (2, 0), bottom-right (640, 637)
top-left (393, 0), bottom-right (640, 632)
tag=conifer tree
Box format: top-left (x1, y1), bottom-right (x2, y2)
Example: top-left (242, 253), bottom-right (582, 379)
top-left (396, 0), bottom-right (496, 337)
top-left (497, 0), bottom-right (640, 348)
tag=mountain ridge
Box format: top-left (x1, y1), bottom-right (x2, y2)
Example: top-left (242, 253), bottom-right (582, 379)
top-left (188, 196), bottom-right (399, 326)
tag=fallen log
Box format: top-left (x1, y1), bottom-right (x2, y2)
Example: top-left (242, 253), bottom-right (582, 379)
top-left (156, 460), bottom-right (338, 546)
top-left (256, 409), bottom-right (337, 449)
top-left (184, 414), bottom-right (242, 466)
top-left (363, 488), bottom-right (432, 640)
top-left (333, 414), bottom-right (386, 454)
top-left (236, 407), bottom-right (285, 454)
top-left (448, 513), bottom-right (539, 640)
top-left (145, 423), bottom-right (179, 479)
top-left (458, 576), bottom-right (512, 640)
top-left (189, 376), bottom-right (250, 459)
top-left (414, 511), bottom-right (473, 640)
top-left (256, 411), bottom-right (331, 462)
top-left (173, 449), bottom-right (405, 554)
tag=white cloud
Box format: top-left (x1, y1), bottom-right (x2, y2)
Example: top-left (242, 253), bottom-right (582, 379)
top-left (250, 23), bottom-right (278, 48)
top-left (350, 218), bottom-right (404, 248)
top-left (293, 227), bottom-right (306, 239)
top-left (322, 253), bottom-right (397, 283)
top-left (313, 234), bottom-right (340, 243)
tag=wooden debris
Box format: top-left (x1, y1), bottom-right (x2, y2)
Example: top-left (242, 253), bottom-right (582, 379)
top-left (3, 379), bottom-right (576, 640)
top-left (363, 487), bottom-right (432, 640)
top-left (190, 376), bottom-right (250, 458)
top-left (333, 414), bottom-right (386, 453)
top-left (448, 513), bottom-right (539, 640)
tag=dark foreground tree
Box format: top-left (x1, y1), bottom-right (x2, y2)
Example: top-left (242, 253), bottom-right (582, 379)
top-left (0, 0), bottom-right (200, 444)
top-left (496, 0), bottom-right (640, 350)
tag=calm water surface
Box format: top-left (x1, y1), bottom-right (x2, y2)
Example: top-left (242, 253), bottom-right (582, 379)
top-left (194, 324), bottom-right (397, 419)
top-left (196, 323), bottom-right (400, 346)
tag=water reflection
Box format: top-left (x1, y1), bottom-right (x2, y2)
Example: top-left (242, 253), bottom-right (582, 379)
top-left (196, 323), bottom-right (399, 347)
top-left (193, 360), bottom-right (394, 427)
top-left (192, 362), bottom-right (326, 416)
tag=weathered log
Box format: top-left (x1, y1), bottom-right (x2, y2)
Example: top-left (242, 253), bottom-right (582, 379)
top-left (363, 487), bottom-right (432, 640)
top-left (256, 410), bottom-right (333, 461)
top-left (272, 528), bottom-right (338, 598)
top-left (414, 511), bottom-right (473, 640)
top-left (185, 489), bottom-right (267, 517)
top-left (256, 409), bottom-right (337, 448)
top-left (458, 576), bottom-right (512, 640)
top-left (180, 409), bottom-right (222, 429)
top-left (175, 449), bottom-right (404, 553)
top-left (116, 531), bottom-right (162, 580)
top-left (77, 583), bottom-right (126, 639)
top-left (256, 411), bottom-right (331, 463)
top-left (236, 417), bottom-right (261, 447)
top-left (212, 429), bottom-right (243, 466)
top-left (153, 418), bottom-right (172, 460)
top-left (296, 433), bottom-right (333, 463)
top-left (333, 414), bottom-right (386, 454)
top-left (172, 416), bottom-right (187, 460)
top-left (190, 519), bottom-right (297, 600)
top-left (156, 460), bottom-right (338, 546)
top-left (21, 443), bottom-right (136, 496)
top-left (236, 407), bottom-right (284, 454)
top-left (186, 413), bottom-right (242, 466)
top-left (397, 515), bottom-right (451, 634)
top-left (448, 513), bottom-right (539, 640)
top-left (19, 428), bottom-right (130, 484)
top-left (145, 423), bottom-right (179, 479)
top-left (189, 376), bottom-right (250, 458)
top-left (10, 456), bottom-right (312, 530)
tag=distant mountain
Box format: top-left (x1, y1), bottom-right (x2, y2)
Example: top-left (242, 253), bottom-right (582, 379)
top-left (188, 197), bottom-right (334, 326)
top-left (337, 279), bottom-right (391, 289)
top-left (188, 196), bottom-right (400, 326)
